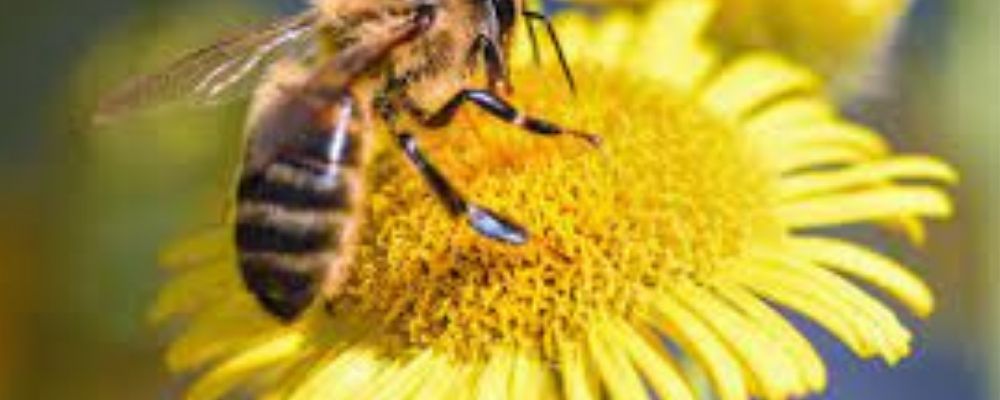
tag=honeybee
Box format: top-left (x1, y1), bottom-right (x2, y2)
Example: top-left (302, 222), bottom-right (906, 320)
top-left (97, 0), bottom-right (598, 321)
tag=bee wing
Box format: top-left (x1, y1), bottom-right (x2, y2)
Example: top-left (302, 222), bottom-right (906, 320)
top-left (94, 10), bottom-right (321, 124)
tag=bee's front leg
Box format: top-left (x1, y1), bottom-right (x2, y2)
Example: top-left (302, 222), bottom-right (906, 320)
top-left (381, 104), bottom-right (529, 244)
top-left (522, 10), bottom-right (576, 94)
top-left (468, 34), bottom-right (512, 94)
top-left (406, 89), bottom-right (601, 146)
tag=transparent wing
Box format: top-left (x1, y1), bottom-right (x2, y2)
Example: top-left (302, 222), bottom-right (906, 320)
top-left (94, 10), bottom-right (320, 123)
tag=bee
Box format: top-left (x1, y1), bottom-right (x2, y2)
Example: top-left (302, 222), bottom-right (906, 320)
top-left (96, 0), bottom-right (598, 322)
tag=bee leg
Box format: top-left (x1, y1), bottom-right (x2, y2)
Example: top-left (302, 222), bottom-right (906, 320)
top-left (522, 10), bottom-right (576, 94)
top-left (470, 34), bottom-right (512, 94)
top-left (524, 10), bottom-right (542, 65)
top-left (395, 133), bottom-right (528, 245)
top-left (410, 89), bottom-right (601, 146)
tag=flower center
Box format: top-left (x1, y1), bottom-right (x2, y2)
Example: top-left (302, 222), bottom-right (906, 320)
top-left (339, 66), bottom-right (776, 360)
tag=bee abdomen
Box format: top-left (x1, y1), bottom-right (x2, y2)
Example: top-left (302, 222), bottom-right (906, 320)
top-left (237, 172), bottom-right (349, 210)
top-left (238, 255), bottom-right (317, 321)
top-left (235, 149), bottom-right (361, 321)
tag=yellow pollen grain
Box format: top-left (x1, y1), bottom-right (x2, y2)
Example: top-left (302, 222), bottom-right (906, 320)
top-left (340, 65), bottom-right (775, 360)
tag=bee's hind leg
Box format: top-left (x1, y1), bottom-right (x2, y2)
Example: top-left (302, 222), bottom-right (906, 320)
top-left (394, 132), bottom-right (528, 245)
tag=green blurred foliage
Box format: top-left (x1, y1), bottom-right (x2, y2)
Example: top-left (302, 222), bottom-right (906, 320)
top-left (939, 0), bottom-right (1000, 394)
top-left (3, 0), bottom-right (272, 398)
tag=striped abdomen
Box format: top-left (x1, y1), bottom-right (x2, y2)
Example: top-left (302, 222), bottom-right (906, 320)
top-left (235, 109), bottom-right (366, 321)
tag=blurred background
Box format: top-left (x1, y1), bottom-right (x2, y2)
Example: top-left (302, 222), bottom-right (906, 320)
top-left (0, 0), bottom-right (996, 398)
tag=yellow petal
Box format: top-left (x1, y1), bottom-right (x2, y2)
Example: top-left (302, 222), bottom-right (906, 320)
top-left (158, 228), bottom-right (231, 270)
top-left (544, 13), bottom-right (592, 65)
top-left (606, 318), bottom-right (697, 400)
top-left (342, 355), bottom-right (406, 400)
top-left (779, 187), bottom-right (953, 228)
top-left (712, 284), bottom-right (827, 392)
top-left (726, 262), bottom-right (871, 356)
top-left (411, 353), bottom-right (459, 400)
top-left (671, 284), bottom-right (805, 399)
top-left (780, 122), bottom-right (889, 156)
top-left (187, 332), bottom-right (305, 400)
top-left (589, 11), bottom-right (637, 69)
top-left (289, 345), bottom-right (385, 400)
top-left (450, 363), bottom-right (485, 400)
top-left (644, 291), bottom-right (749, 400)
top-left (700, 53), bottom-right (819, 121)
top-left (559, 341), bottom-right (601, 400)
top-left (779, 156), bottom-right (958, 200)
top-left (704, 0), bottom-right (911, 85)
top-left (476, 348), bottom-right (515, 400)
top-left (643, 0), bottom-right (714, 50)
top-left (789, 236), bottom-right (934, 317)
top-left (149, 263), bottom-right (239, 324)
top-left (775, 258), bottom-right (913, 364)
top-left (366, 350), bottom-right (436, 400)
top-left (745, 253), bottom-right (913, 363)
top-left (767, 146), bottom-right (873, 175)
top-left (510, 350), bottom-right (549, 400)
top-left (634, 0), bottom-right (719, 91)
top-left (166, 296), bottom-right (278, 372)
top-left (881, 215), bottom-right (928, 246)
top-left (587, 320), bottom-right (649, 400)
top-left (744, 97), bottom-right (835, 136)
top-left (259, 352), bottom-right (337, 399)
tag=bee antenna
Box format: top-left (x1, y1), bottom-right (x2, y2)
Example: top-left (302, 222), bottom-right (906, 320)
top-left (522, 10), bottom-right (577, 95)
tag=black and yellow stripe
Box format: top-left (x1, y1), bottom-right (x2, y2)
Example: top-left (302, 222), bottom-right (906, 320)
top-left (235, 112), bottom-right (364, 321)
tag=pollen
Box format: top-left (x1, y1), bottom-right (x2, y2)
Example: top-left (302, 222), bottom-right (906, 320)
top-left (341, 66), bottom-right (774, 360)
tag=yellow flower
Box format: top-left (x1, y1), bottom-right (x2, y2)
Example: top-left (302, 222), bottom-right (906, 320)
top-left (557, 0), bottom-right (910, 90)
top-left (152, 1), bottom-right (955, 399)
